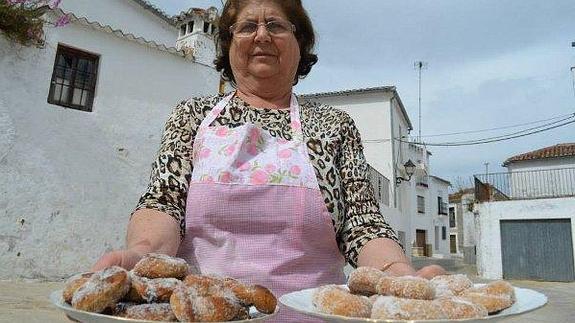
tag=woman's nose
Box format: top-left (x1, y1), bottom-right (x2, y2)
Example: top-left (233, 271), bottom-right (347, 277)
top-left (254, 24), bottom-right (271, 42)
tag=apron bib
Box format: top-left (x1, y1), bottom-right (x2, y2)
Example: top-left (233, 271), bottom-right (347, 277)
top-left (177, 93), bottom-right (346, 322)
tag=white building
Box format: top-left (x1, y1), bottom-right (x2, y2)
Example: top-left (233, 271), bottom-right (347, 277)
top-left (448, 188), bottom-right (476, 262)
top-left (300, 88), bottom-right (451, 258)
top-left (503, 143), bottom-right (575, 200)
top-left (475, 143), bottom-right (575, 281)
top-left (0, 0), bottom-right (221, 279)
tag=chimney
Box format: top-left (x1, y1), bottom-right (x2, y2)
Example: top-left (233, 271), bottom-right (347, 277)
top-left (174, 6), bottom-right (219, 66)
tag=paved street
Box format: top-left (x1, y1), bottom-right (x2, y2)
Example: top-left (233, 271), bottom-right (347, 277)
top-left (1, 257), bottom-right (573, 322)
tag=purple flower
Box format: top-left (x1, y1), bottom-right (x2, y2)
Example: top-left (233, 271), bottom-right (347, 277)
top-left (49, 0), bottom-right (61, 8)
top-left (54, 14), bottom-right (69, 27)
top-left (7, 0), bottom-right (27, 5)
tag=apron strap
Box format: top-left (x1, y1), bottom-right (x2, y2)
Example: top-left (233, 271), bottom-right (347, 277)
top-left (198, 92), bottom-right (303, 142)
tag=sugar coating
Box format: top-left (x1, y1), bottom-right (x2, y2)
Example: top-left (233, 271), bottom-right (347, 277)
top-left (459, 291), bottom-right (514, 314)
top-left (347, 267), bottom-right (387, 296)
top-left (133, 253), bottom-right (188, 279)
top-left (376, 276), bottom-right (435, 300)
top-left (371, 296), bottom-right (446, 320)
top-left (71, 266), bottom-right (130, 313)
top-left (433, 296), bottom-right (488, 319)
top-left (312, 285), bottom-right (371, 318)
top-left (124, 303), bottom-right (177, 321)
top-left (481, 280), bottom-right (516, 301)
top-left (430, 274), bottom-right (473, 297)
top-left (63, 272), bottom-right (93, 303)
top-left (170, 283), bottom-right (244, 322)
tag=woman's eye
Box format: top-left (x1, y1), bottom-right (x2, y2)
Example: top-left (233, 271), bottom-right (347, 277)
top-left (239, 23), bottom-right (257, 33)
top-left (267, 21), bottom-right (286, 33)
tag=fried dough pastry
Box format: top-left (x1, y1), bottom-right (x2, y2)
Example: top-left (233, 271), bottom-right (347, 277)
top-left (126, 274), bottom-right (181, 303)
top-left (132, 253), bottom-right (188, 279)
top-left (71, 266), bottom-right (130, 313)
top-left (433, 296), bottom-right (489, 319)
top-left (63, 272), bottom-right (93, 304)
top-left (123, 303), bottom-right (178, 321)
top-left (170, 284), bottom-right (246, 322)
top-left (459, 291), bottom-right (514, 314)
top-left (347, 267), bottom-right (387, 296)
top-left (312, 285), bottom-right (371, 318)
top-left (375, 276), bottom-right (435, 300)
top-left (371, 296), bottom-right (446, 320)
top-left (430, 274), bottom-right (473, 297)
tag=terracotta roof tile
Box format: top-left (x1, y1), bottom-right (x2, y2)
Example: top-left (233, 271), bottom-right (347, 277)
top-left (503, 143), bottom-right (575, 166)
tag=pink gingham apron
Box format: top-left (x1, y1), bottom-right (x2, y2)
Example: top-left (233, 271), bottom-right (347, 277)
top-left (177, 93), bottom-right (346, 322)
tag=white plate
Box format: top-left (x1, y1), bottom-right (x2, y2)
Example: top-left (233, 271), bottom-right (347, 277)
top-left (50, 290), bottom-right (278, 323)
top-left (279, 284), bottom-right (547, 323)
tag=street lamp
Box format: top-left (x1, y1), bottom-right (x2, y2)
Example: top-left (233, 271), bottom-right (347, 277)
top-left (396, 159), bottom-right (416, 185)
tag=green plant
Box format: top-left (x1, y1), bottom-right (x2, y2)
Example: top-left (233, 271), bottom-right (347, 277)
top-left (0, 0), bottom-right (68, 47)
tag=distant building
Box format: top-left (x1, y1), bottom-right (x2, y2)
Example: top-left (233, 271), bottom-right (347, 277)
top-left (448, 188), bottom-right (476, 263)
top-left (301, 87), bottom-right (451, 258)
top-left (503, 143), bottom-right (575, 199)
top-left (0, 0), bottom-right (221, 279)
top-left (474, 143), bottom-right (575, 281)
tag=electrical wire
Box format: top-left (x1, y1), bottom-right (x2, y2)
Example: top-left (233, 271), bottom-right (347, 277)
top-left (430, 113), bottom-right (575, 145)
top-left (364, 113), bottom-right (575, 146)
top-left (401, 118), bottom-right (575, 147)
top-left (418, 112), bottom-right (575, 138)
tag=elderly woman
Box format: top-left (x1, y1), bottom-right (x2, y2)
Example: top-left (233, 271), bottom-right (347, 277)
top-left (94, 0), bottom-right (444, 320)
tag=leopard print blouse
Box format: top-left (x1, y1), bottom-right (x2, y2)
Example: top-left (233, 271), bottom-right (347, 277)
top-left (135, 94), bottom-right (401, 267)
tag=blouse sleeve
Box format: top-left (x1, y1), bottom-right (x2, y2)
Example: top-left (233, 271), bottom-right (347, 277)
top-left (133, 99), bottom-right (198, 239)
top-left (337, 112), bottom-right (403, 267)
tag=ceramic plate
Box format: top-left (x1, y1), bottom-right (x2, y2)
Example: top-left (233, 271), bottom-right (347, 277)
top-left (50, 290), bottom-right (277, 323)
top-left (279, 284), bottom-right (547, 323)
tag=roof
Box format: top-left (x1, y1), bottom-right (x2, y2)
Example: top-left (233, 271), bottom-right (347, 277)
top-left (300, 86), bottom-right (414, 130)
top-left (449, 188), bottom-right (475, 203)
top-left (503, 143), bottom-right (575, 166)
top-left (130, 0), bottom-right (175, 26)
top-left (430, 175), bottom-right (451, 186)
top-left (51, 8), bottom-right (190, 60)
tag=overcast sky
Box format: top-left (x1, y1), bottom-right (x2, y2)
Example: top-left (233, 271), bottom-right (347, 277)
top-left (149, 0), bottom-right (575, 189)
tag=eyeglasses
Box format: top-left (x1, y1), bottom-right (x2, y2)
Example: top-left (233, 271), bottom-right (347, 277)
top-left (229, 20), bottom-right (296, 38)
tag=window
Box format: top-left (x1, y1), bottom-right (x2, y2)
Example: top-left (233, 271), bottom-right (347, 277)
top-left (437, 196), bottom-right (447, 215)
top-left (203, 22), bottom-right (210, 33)
top-left (449, 207), bottom-right (456, 228)
top-left (48, 45), bottom-right (99, 112)
top-left (434, 226), bottom-right (439, 250)
top-left (211, 24), bottom-right (217, 35)
top-left (180, 24), bottom-right (187, 36)
top-left (397, 231), bottom-right (406, 249)
top-left (417, 195), bottom-right (425, 213)
top-left (442, 226), bottom-right (447, 240)
top-left (188, 21), bottom-right (194, 34)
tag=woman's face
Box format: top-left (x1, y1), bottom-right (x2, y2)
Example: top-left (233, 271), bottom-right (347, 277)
top-left (229, 0), bottom-right (301, 86)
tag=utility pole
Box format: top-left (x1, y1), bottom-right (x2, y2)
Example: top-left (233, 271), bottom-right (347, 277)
top-left (414, 61), bottom-right (428, 143)
top-left (484, 162), bottom-right (489, 176)
top-left (571, 42), bottom-right (575, 98)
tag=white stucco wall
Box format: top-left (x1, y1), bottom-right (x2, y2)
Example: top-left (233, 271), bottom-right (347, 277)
top-left (507, 157), bottom-right (575, 172)
top-left (507, 158), bottom-right (575, 199)
top-left (300, 92), bottom-right (412, 248)
top-left (60, 0), bottom-right (178, 47)
top-left (0, 17), bottom-right (220, 279)
top-left (475, 197), bottom-right (575, 280)
top-left (430, 178), bottom-right (450, 257)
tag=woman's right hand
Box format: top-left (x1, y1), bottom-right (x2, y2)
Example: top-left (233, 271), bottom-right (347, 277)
top-left (91, 249), bottom-right (144, 271)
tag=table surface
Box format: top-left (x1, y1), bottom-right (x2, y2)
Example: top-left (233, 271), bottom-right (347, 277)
top-left (0, 279), bottom-right (573, 323)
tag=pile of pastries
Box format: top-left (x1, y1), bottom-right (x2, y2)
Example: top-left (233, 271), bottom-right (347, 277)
top-left (313, 267), bottom-right (516, 320)
top-left (63, 253), bottom-right (277, 322)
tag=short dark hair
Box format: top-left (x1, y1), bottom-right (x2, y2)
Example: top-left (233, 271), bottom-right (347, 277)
top-left (214, 0), bottom-right (318, 85)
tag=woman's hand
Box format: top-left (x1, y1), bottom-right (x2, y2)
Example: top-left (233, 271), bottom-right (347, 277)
top-left (91, 248), bottom-right (144, 271)
top-left (415, 264), bottom-right (447, 279)
top-left (90, 210), bottom-right (181, 271)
